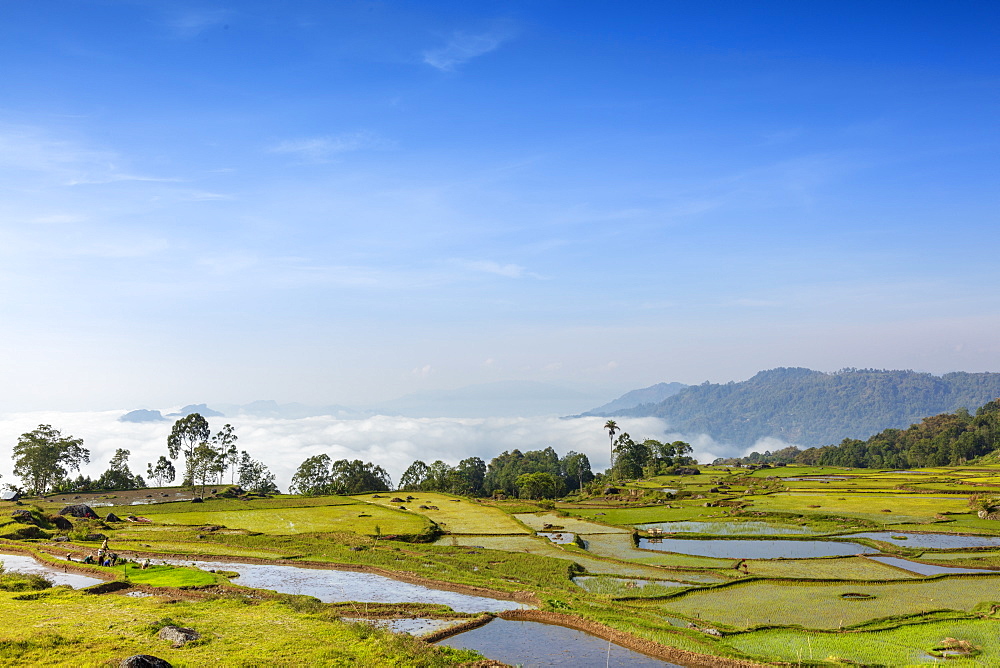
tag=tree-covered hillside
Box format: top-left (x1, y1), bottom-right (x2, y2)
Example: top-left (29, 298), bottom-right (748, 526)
top-left (614, 367), bottom-right (1000, 447)
top-left (716, 398), bottom-right (1000, 469)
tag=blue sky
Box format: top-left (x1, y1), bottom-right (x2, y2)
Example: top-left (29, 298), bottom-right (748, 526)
top-left (1, 1), bottom-right (998, 411)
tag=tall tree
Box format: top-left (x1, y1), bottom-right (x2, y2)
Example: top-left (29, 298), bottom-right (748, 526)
top-left (96, 448), bottom-right (145, 491)
top-left (237, 451), bottom-right (279, 495)
top-left (604, 420), bottom-right (619, 468)
top-left (561, 451), bottom-right (593, 493)
top-left (399, 460), bottom-right (430, 491)
top-left (289, 454), bottom-right (335, 496)
top-left (13, 425), bottom-right (89, 495)
top-left (147, 456), bottom-right (176, 488)
top-left (211, 424), bottom-right (239, 484)
top-left (189, 442), bottom-right (224, 499)
top-left (167, 413), bottom-right (211, 486)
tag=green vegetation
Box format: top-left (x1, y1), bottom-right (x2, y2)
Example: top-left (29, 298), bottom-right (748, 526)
top-left (0, 587), bottom-right (483, 667)
top-left (616, 367), bottom-right (1000, 447)
top-left (15, 400), bottom-right (1000, 666)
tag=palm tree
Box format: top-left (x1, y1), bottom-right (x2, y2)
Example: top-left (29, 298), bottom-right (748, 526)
top-left (604, 420), bottom-right (619, 469)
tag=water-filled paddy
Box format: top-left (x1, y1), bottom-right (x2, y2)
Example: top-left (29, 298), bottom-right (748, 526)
top-left (437, 618), bottom-right (679, 667)
top-left (867, 556), bottom-right (997, 575)
top-left (342, 617), bottom-right (467, 636)
top-left (537, 531), bottom-right (576, 544)
top-left (163, 559), bottom-right (527, 612)
top-left (638, 538), bottom-right (875, 559)
top-left (850, 532), bottom-right (1000, 549)
top-left (637, 520), bottom-right (819, 536)
top-left (0, 553), bottom-right (104, 588)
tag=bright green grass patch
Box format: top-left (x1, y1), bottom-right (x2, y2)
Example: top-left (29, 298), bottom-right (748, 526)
top-left (747, 493), bottom-right (969, 523)
top-left (658, 575), bottom-right (1000, 630)
top-left (744, 557), bottom-right (921, 580)
top-left (573, 575), bottom-right (690, 598)
top-left (124, 564), bottom-right (220, 587)
top-left (110, 494), bottom-right (361, 515)
top-left (0, 587), bottom-right (481, 667)
top-left (724, 618), bottom-right (1000, 666)
top-left (358, 493), bottom-right (530, 534)
top-left (513, 512), bottom-right (629, 534)
top-left (566, 504), bottom-right (723, 526)
top-left (151, 504), bottom-right (430, 536)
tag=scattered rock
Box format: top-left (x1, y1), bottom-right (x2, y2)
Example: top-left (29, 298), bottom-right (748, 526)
top-left (120, 655), bottom-right (173, 668)
top-left (191, 497), bottom-right (204, 504)
top-left (157, 625), bottom-right (200, 648)
top-left (59, 504), bottom-right (98, 519)
top-left (11, 509), bottom-right (34, 523)
top-left (51, 515), bottom-right (73, 530)
top-left (84, 533), bottom-right (108, 541)
top-left (53, 535), bottom-right (70, 542)
top-left (390, 497), bottom-right (405, 503)
top-left (105, 513), bottom-right (122, 522)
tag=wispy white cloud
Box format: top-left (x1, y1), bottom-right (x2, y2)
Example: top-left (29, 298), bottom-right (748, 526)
top-left (461, 260), bottom-right (528, 278)
top-left (422, 30), bottom-right (510, 71)
top-left (0, 125), bottom-right (176, 187)
top-left (269, 131), bottom-right (394, 162)
top-left (162, 9), bottom-right (230, 39)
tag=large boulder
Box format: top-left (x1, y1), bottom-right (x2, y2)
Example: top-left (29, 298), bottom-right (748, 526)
top-left (157, 626), bottom-right (200, 647)
top-left (105, 513), bottom-right (122, 522)
top-left (59, 504), bottom-right (98, 519)
top-left (11, 509), bottom-right (34, 523)
top-left (51, 515), bottom-right (73, 531)
top-left (120, 655), bottom-right (172, 668)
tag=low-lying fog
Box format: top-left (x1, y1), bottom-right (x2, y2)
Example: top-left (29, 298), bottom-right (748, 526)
top-left (0, 411), bottom-right (782, 492)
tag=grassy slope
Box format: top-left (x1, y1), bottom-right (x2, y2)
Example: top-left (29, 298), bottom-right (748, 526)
top-left (0, 588), bottom-right (482, 667)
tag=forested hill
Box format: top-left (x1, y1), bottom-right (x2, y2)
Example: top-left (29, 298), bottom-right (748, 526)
top-left (716, 399), bottom-right (1000, 469)
top-left (610, 368), bottom-right (1000, 447)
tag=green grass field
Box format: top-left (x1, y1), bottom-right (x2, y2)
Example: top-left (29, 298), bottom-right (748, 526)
top-left (151, 503), bottom-right (431, 536)
top-left (358, 492), bottom-right (530, 534)
top-left (724, 618), bottom-right (1000, 666)
top-left (658, 575), bottom-right (1000, 630)
top-left (0, 587), bottom-right (482, 667)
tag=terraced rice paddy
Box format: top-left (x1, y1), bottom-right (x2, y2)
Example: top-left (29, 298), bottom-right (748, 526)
top-left (361, 493), bottom-right (530, 535)
top-left (657, 576), bottom-right (1000, 629)
top-left (638, 537), bottom-right (876, 559)
top-left (636, 520), bottom-right (819, 535)
top-left (151, 502), bottom-right (431, 535)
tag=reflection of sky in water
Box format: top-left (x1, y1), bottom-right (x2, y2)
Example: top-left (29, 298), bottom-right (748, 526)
top-left (0, 553), bottom-right (104, 589)
top-left (867, 556), bottom-right (995, 575)
top-left (637, 521), bottom-right (818, 536)
top-left (438, 618), bottom-right (680, 667)
top-left (342, 617), bottom-right (466, 635)
top-left (162, 559), bottom-right (527, 613)
top-left (851, 532), bottom-right (1000, 549)
top-left (537, 532), bottom-right (576, 544)
top-left (639, 538), bottom-right (874, 559)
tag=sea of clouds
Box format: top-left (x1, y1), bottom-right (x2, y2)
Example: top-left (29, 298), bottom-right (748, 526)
top-left (0, 411), bottom-right (697, 492)
top-left (0, 409), bottom-right (790, 493)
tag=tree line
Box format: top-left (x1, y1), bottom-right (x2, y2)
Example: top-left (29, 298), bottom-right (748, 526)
top-left (8, 412), bottom-right (696, 501)
top-left (7, 413), bottom-right (277, 497)
top-left (714, 398), bottom-right (1000, 469)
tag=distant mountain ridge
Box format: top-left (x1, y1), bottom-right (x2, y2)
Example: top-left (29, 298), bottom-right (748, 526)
top-left (607, 368), bottom-right (1000, 447)
top-left (577, 382), bottom-right (688, 416)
